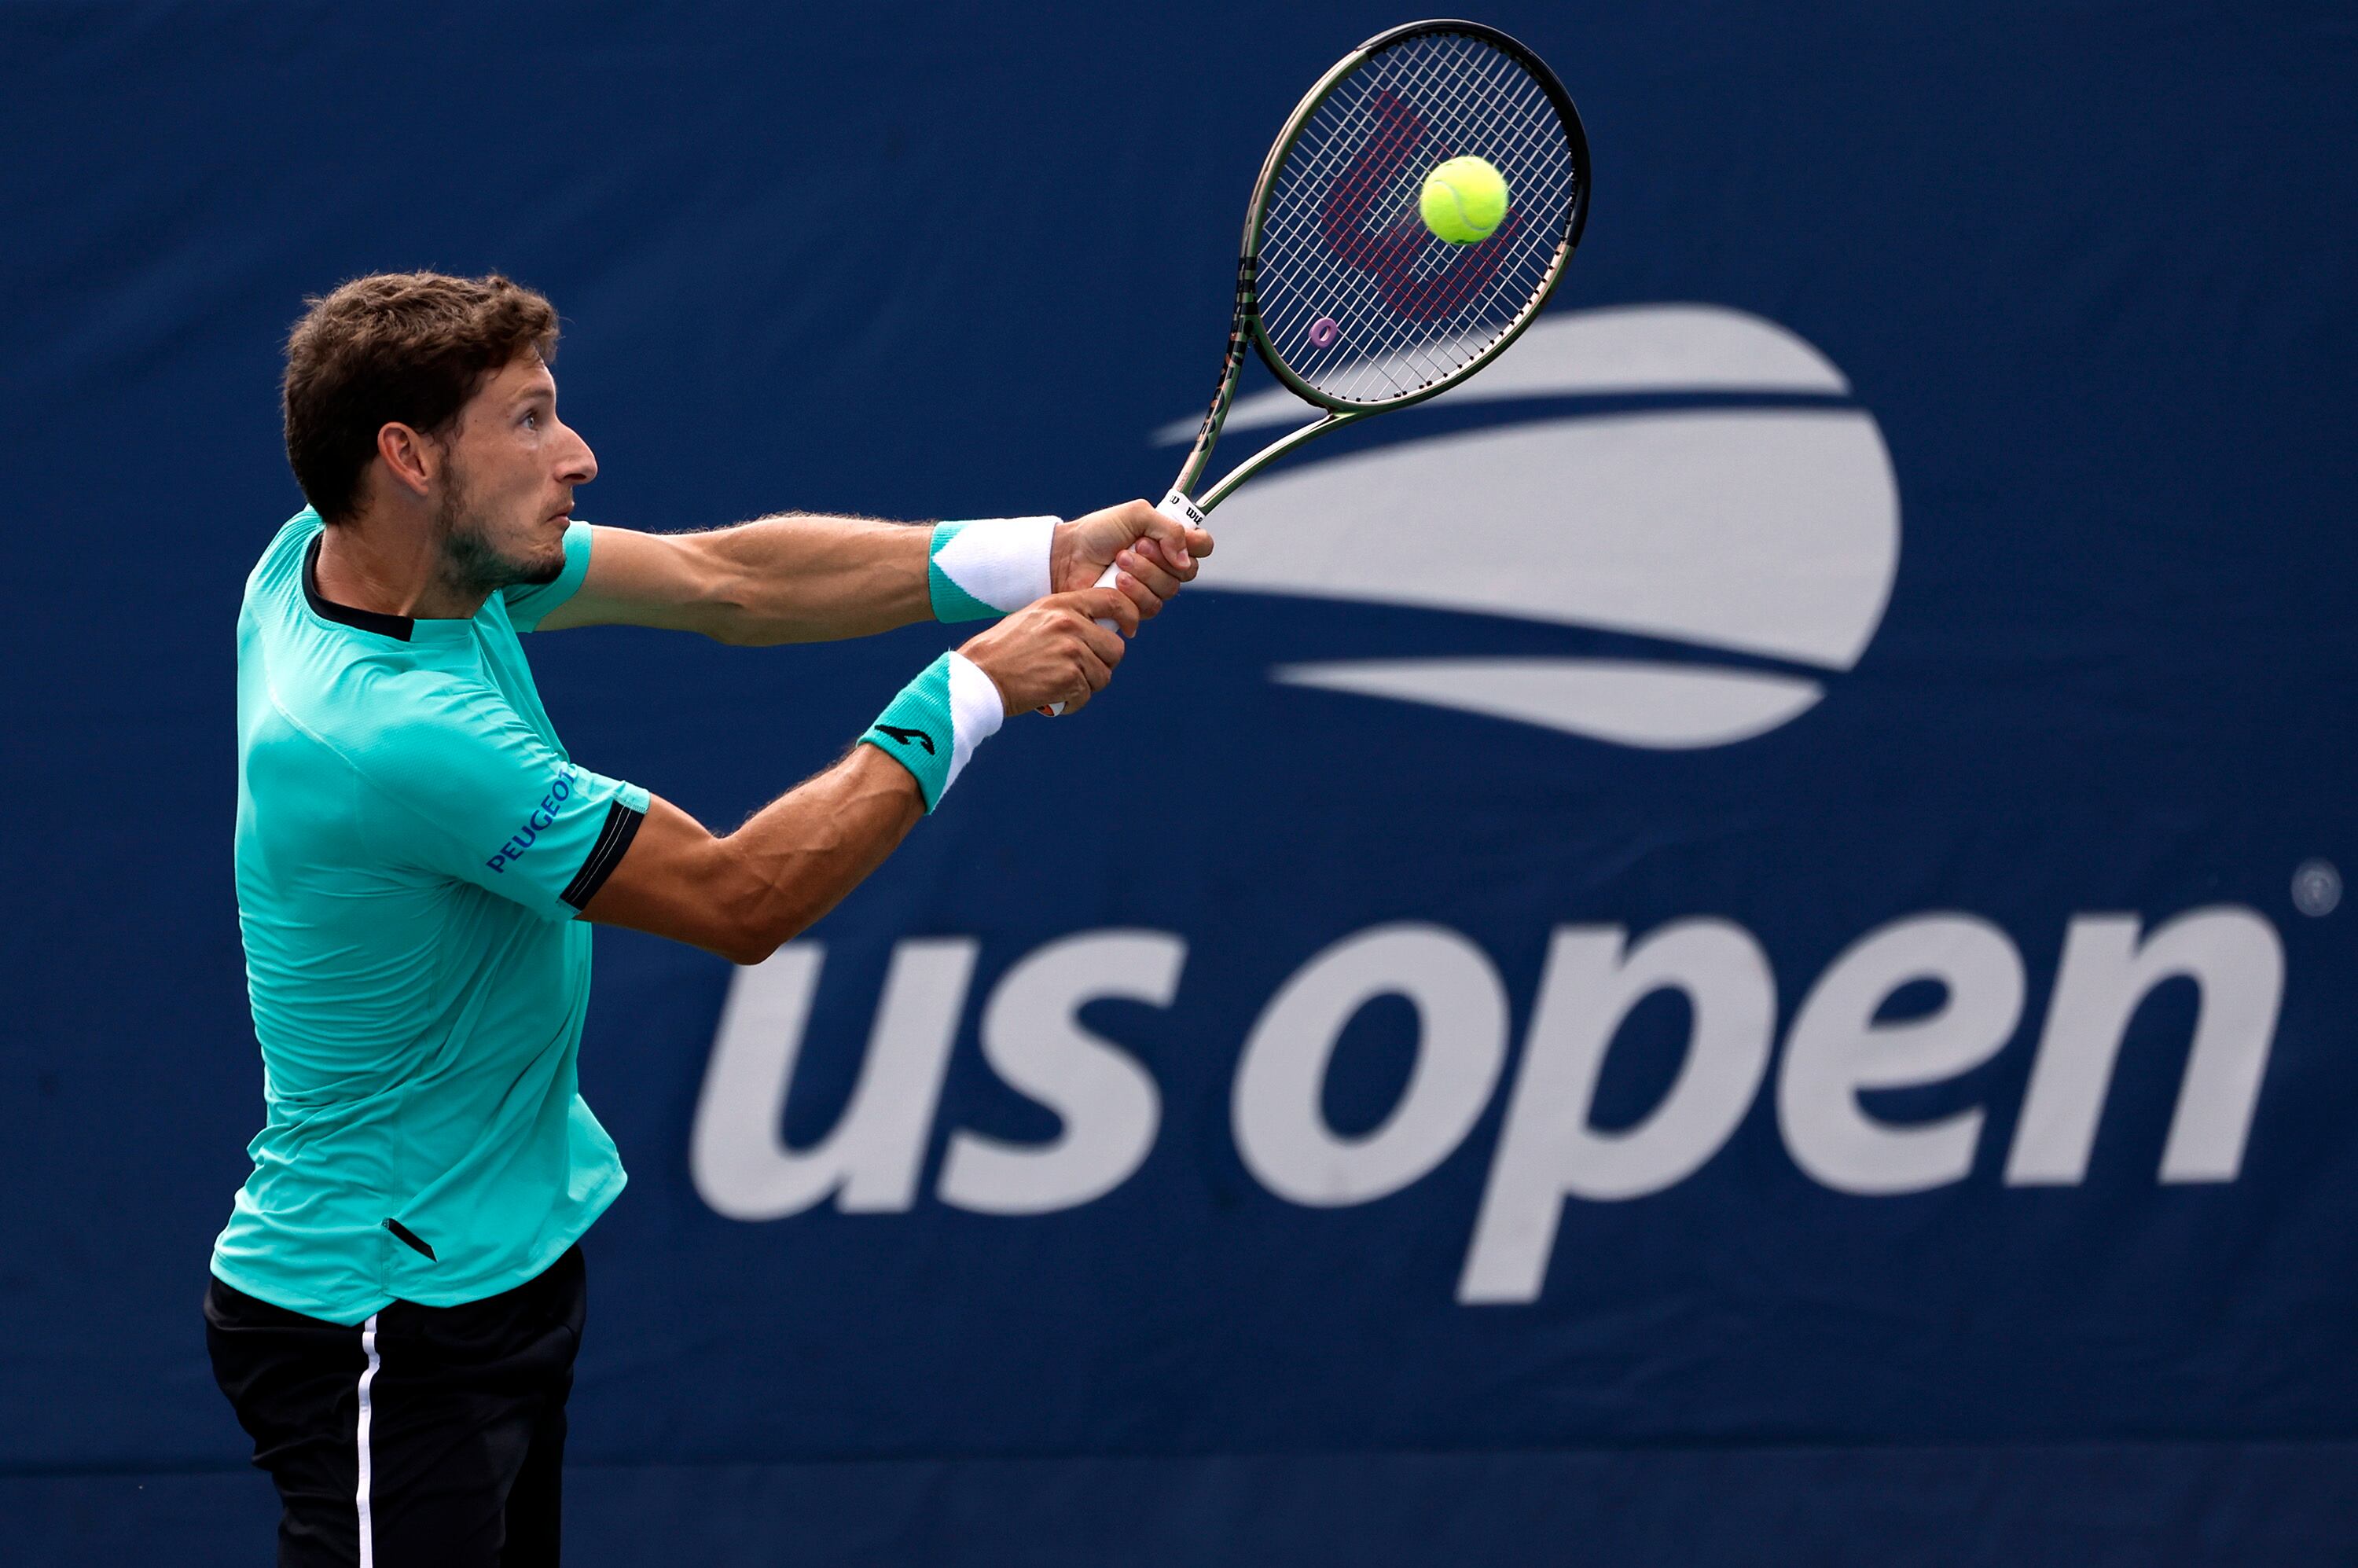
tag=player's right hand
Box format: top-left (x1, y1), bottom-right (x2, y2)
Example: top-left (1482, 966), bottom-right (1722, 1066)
top-left (1054, 499), bottom-right (1216, 620)
top-left (957, 586), bottom-right (1137, 715)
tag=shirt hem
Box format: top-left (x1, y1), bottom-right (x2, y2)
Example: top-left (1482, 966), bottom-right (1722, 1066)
top-left (208, 1163), bottom-right (629, 1325)
top-left (208, 1254), bottom-right (391, 1327)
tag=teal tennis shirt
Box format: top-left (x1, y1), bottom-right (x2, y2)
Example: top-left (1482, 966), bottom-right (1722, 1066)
top-left (214, 510), bottom-right (645, 1324)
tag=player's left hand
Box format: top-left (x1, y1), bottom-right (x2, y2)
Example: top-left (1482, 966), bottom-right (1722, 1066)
top-left (1052, 500), bottom-right (1215, 626)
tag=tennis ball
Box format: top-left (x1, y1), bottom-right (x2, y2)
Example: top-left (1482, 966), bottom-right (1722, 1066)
top-left (1420, 156), bottom-right (1510, 245)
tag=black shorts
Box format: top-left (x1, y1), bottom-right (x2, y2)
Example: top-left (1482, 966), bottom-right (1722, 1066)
top-left (204, 1246), bottom-right (586, 1568)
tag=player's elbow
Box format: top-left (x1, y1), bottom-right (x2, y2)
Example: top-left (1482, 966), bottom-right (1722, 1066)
top-left (711, 898), bottom-right (806, 968)
top-left (716, 914), bottom-right (820, 968)
top-left (716, 930), bottom-right (786, 968)
top-left (707, 857), bottom-right (824, 965)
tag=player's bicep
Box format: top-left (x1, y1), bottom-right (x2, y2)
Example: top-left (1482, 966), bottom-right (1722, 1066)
top-left (530, 524), bottom-right (731, 635)
top-left (575, 794), bottom-right (766, 963)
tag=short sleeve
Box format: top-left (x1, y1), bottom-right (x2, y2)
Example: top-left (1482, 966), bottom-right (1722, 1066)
top-left (501, 521), bottom-right (595, 633)
top-left (348, 676), bottom-right (649, 919)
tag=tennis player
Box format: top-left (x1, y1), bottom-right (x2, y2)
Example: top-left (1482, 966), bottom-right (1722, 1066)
top-left (204, 270), bottom-right (1213, 1567)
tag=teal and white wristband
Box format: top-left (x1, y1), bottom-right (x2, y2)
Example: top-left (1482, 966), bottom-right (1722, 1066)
top-left (859, 652), bottom-right (1006, 812)
top-left (927, 516), bottom-right (1056, 622)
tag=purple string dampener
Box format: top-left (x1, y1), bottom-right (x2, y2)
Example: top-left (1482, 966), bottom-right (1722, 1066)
top-left (1308, 316), bottom-right (1341, 348)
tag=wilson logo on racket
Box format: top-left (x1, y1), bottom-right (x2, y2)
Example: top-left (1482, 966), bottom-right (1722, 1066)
top-left (1320, 89), bottom-right (1522, 321)
top-left (1172, 304), bottom-right (1902, 750)
top-left (1070, 19), bottom-right (1592, 711)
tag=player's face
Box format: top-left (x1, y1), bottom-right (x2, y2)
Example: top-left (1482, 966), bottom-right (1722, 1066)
top-left (433, 354), bottom-right (597, 592)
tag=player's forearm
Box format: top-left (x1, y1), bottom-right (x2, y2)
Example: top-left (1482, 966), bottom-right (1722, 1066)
top-left (580, 748), bottom-right (922, 964)
top-left (560, 512), bottom-right (1085, 644)
top-left (709, 746), bottom-right (924, 957)
top-left (693, 514), bottom-right (934, 644)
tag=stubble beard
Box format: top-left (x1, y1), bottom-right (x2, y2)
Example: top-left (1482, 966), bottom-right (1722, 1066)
top-left (432, 467), bottom-right (565, 599)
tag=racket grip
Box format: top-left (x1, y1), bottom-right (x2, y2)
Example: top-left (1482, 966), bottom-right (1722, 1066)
top-left (1112, 488), bottom-right (1205, 627)
top-left (1049, 560), bottom-right (1125, 716)
top-left (1156, 487), bottom-right (1207, 528)
top-left (1049, 490), bottom-right (1203, 714)
top-left (1088, 560), bottom-right (1124, 630)
top-left (1088, 489), bottom-right (1201, 626)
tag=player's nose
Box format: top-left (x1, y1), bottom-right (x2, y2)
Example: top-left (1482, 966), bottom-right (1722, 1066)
top-left (557, 420), bottom-right (597, 485)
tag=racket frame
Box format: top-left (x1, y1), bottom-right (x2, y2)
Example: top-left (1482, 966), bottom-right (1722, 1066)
top-left (1167, 17), bottom-right (1593, 517)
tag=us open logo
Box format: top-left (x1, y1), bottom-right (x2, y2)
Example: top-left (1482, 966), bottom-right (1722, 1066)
top-left (692, 307), bottom-right (2289, 1302)
top-left (1165, 303), bottom-right (1900, 748)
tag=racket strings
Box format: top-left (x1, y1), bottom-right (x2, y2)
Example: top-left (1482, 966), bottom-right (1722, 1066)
top-left (1312, 40), bottom-right (1570, 387)
top-left (1254, 28), bottom-right (1580, 407)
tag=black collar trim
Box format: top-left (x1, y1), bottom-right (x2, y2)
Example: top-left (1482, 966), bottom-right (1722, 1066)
top-left (304, 533), bottom-right (415, 641)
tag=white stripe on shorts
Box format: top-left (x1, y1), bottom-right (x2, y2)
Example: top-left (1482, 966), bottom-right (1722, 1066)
top-left (355, 1312), bottom-right (382, 1568)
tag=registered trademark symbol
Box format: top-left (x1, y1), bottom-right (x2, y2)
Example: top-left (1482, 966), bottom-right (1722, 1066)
top-left (2293, 858), bottom-right (2341, 917)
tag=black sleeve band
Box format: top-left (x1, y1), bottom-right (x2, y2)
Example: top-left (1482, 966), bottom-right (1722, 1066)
top-left (560, 799), bottom-right (645, 911)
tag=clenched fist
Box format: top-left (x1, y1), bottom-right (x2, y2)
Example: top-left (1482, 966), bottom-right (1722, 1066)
top-left (1052, 499), bottom-right (1216, 621)
top-left (957, 586), bottom-right (1140, 716)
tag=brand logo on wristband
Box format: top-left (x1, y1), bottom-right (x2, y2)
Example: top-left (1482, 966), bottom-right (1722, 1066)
top-left (1162, 305), bottom-right (1898, 750)
top-left (876, 724), bottom-right (936, 755)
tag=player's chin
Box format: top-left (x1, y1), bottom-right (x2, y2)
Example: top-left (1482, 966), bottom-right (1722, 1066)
top-left (509, 534), bottom-right (569, 587)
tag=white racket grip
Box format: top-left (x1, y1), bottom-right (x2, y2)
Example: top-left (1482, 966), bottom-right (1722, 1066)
top-left (1050, 490), bottom-right (1205, 714)
top-left (1092, 490), bottom-right (1205, 626)
top-left (1087, 559), bottom-right (1123, 625)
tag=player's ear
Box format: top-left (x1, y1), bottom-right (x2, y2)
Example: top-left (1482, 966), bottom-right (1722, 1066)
top-left (375, 420), bottom-right (437, 498)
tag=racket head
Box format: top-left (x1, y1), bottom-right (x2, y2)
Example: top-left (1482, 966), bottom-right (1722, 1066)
top-left (1243, 20), bottom-right (1590, 414)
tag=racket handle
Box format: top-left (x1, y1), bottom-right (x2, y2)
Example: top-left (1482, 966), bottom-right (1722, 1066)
top-left (1047, 560), bottom-right (1122, 717)
top-left (1087, 559), bottom-right (1125, 628)
top-left (1086, 490), bottom-right (1203, 627)
top-left (1049, 490), bottom-right (1204, 714)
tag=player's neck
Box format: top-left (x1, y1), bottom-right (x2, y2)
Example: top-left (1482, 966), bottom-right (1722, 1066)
top-left (314, 506), bottom-right (492, 622)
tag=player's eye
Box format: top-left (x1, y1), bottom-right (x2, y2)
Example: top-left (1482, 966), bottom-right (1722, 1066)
top-left (521, 410), bottom-right (540, 430)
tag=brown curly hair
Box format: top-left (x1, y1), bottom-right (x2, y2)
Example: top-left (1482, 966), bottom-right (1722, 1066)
top-left (282, 271), bottom-right (558, 522)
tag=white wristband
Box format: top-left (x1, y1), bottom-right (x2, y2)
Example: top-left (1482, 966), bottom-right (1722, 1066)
top-left (859, 651), bottom-right (1007, 812)
top-left (942, 650), bottom-right (1005, 794)
top-left (928, 516), bottom-right (1057, 622)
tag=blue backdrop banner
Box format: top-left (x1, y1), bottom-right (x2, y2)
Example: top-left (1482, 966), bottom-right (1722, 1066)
top-left (3, 2), bottom-right (2355, 1562)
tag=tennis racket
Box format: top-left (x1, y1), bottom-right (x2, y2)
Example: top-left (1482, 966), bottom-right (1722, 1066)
top-left (1071, 16), bottom-right (1589, 688)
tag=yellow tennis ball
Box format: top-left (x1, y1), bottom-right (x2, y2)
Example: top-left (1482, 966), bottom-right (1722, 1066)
top-left (1420, 156), bottom-right (1510, 244)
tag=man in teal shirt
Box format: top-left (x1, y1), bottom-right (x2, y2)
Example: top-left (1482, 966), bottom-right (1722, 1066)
top-left (218, 511), bottom-right (641, 1324)
top-left (207, 270), bottom-right (1213, 1568)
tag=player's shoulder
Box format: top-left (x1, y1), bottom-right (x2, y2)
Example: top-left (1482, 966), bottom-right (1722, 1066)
top-left (252, 648), bottom-right (524, 788)
top-left (296, 659), bottom-right (531, 770)
top-left (240, 507), bottom-right (323, 615)
top-left (236, 511), bottom-right (555, 797)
